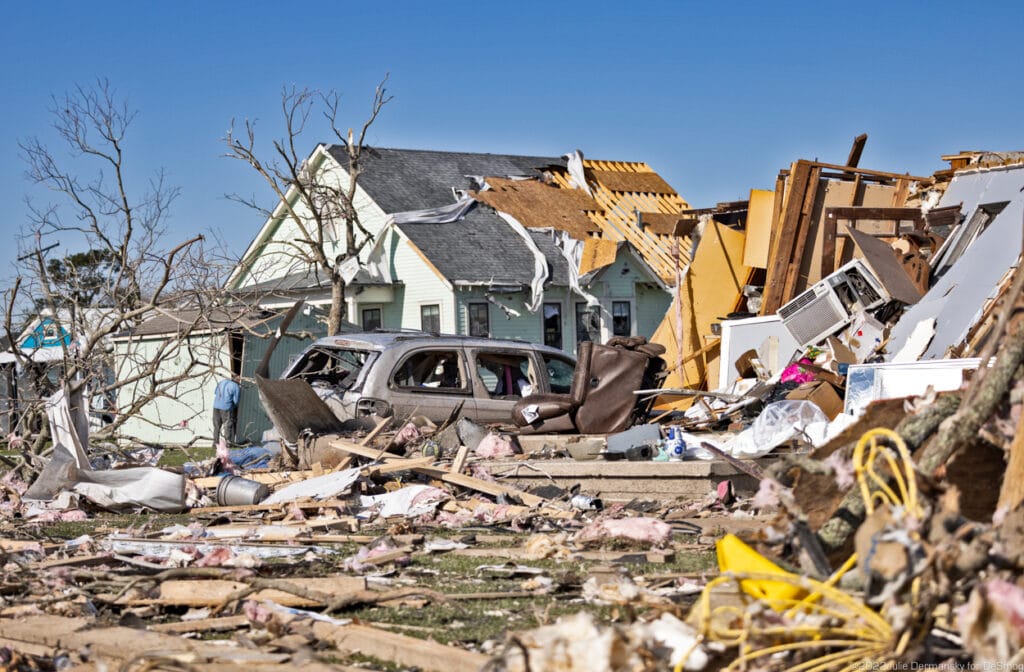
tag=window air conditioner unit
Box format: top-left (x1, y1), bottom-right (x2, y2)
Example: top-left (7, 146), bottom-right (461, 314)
top-left (777, 259), bottom-right (889, 348)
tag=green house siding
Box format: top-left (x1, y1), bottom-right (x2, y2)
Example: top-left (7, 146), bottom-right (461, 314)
top-left (114, 333), bottom-right (229, 445)
top-left (637, 283), bottom-right (672, 340)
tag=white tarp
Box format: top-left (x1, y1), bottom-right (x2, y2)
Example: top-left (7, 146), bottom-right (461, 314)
top-left (262, 467), bottom-right (361, 504)
top-left (23, 387), bottom-right (186, 512)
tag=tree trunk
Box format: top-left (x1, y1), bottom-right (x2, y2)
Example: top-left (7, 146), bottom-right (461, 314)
top-left (329, 273), bottom-right (347, 335)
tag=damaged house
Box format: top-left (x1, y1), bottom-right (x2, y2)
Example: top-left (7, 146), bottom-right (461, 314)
top-left (227, 147), bottom-right (690, 354)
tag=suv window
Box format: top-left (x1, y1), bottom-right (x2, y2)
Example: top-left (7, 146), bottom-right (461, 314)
top-left (392, 349), bottom-right (467, 392)
top-left (543, 354), bottom-right (575, 394)
top-left (289, 347), bottom-right (372, 390)
top-left (474, 352), bottom-right (533, 398)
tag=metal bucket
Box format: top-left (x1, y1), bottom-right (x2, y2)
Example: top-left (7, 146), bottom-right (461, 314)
top-left (216, 475), bottom-right (271, 506)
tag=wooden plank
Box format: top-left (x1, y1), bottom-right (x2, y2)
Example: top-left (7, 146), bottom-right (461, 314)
top-left (821, 208), bottom-right (839, 278)
top-left (805, 160), bottom-right (929, 183)
top-left (330, 437), bottom-right (548, 507)
top-left (761, 161), bottom-right (812, 313)
top-left (190, 498), bottom-right (351, 515)
top-left (450, 442), bottom-right (470, 475)
top-left (826, 206), bottom-right (922, 223)
top-left (781, 165), bottom-right (823, 303)
top-left (415, 467), bottom-right (547, 507)
top-left (149, 615), bottom-right (250, 634)
top-left (360, 416), bottom-right (392, 446)
top-left (312, 622), bottom-right (490, 672)
top-left (846, 133), bottom-right (868, 168)
top-left (146, 577), bottom-right (366, 608)
top-left (364, 456), bottom-right (437, 476)
top-left (193, 470), bottom-right (317, 489)
top-left (892, 176), bottom-right (910, 207)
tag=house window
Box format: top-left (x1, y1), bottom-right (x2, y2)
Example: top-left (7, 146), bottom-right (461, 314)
top-left (468, 303), bottom-right (489, 337)
top-left (575, 303), bottom-right (600, 343)
top-left (612, 301), bottom-right (632, 337)
top-left (421, 305), bottom-right (441, 333)
top-left (543, 303), bottom-right (563, 349)
top-left (933, 201), bottom-right (1009, 279)
top-left (362, 308), bottom-right (382, 331)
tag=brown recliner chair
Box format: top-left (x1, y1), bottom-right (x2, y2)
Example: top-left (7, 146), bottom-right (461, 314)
top-left (512, 337), bottom-right (665, 434)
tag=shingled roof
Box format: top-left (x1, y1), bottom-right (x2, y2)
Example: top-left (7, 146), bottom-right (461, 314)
top-left (325, 146), bottom-right (573, 286)
top-left (325, 146), bottom-right (563, 213)
top-left (399, 211), bottom-right (571, 286)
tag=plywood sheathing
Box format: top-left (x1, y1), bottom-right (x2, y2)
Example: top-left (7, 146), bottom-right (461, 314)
top-left (650, 221), bottom-right (750, 396)
top-left (548, 160), bottom-right (691, 283)
top-left (472, 176), bottom-right (602, 239)
top-left (743, 189), bottom-right (775, 269)
top-left (588, 169), bottom-right (676, 194)
top-left (578, 237), bottom-right (620, 275)
top-left (638, 211), bottom-right (688, 236)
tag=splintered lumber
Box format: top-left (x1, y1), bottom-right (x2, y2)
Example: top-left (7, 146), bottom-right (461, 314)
top-left (192, 470), bottom-right (318, 489)
top-left (0, 616), bottom-right (289, 666)
top-left (762, 160), bottom-right (812, 313)
top-left (781, 165), bottom-right (823, 303)
top-left (149, 615), bottom-right (250, 634)
top-left (363, 455), bottom-right (437, 476)
top-left (450, 442), bottom-right (471, 474)
top-left (190, 498), bottom-right (352, 515)
top-left (329, 437), bottom-right (547, 506)
top-left (135, 576), bottom-right (367, 607)
top-left (312, 621), bottom-right (490, 672)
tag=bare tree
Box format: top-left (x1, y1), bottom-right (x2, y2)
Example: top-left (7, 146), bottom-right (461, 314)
top-left (223, 77), bottom-right (392, 335)
top-left (4, 80), bottom-right (219, 455)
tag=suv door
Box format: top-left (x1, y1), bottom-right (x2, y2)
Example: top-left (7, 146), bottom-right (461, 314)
top-left (386, 347), bottom-right (477, 422)
top-left (467, 347), bottom-right (538, 423)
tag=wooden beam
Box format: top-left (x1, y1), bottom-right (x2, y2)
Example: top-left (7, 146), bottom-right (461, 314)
top-left (762, 161), bottom-right (813, 313)
top-left (826, 206), bottom-right (923, 222)
top-left (312, 622), bottom-right (491, 672)
top-left (806, 160), bottom-right (930, 183)
top-left (329, 437), bottom-right (547, 507)
top-left (846, 133), bottom-right (868, 168)
top-left (782, 165), bottom-right (823, 304)
top-left (149, 615), bottom-right (250, 634)
top-left (142, 577), bottom-right (366, 608)
top-left (450, 443), bottom-right (470, 475)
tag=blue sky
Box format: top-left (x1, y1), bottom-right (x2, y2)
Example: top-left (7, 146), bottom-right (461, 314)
top-left (2, 1), bottom-right (1022, 282)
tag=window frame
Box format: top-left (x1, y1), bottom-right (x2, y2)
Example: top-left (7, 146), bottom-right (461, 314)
top-left (467, 302), bottom-right (490, 338)
top-left (361, 306), bottom-right (382, 331)
top-left (420, 304), bottom-right (441, 334)
top-left (542, 302), bottom-right (563, 350)
top-left (612, 300), bottom-right (632, 337)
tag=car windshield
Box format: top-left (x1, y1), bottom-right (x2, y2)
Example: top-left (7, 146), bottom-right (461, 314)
top-left (287, 347), bottom-right (373, 390)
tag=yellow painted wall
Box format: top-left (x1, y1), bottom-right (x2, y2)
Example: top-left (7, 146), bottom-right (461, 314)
top-left (651, 221), bottom-right (748, 395)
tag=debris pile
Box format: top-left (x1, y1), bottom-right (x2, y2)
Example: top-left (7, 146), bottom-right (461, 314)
top-left (1, 143), bottom-right (1023, 669)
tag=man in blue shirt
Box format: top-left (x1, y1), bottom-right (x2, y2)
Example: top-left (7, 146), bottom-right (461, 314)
top-left (212, 374), bottom-right (241, 446)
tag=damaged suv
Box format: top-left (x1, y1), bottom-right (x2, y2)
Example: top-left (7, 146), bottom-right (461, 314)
top-left (281, 332), bottom-right (576, 425)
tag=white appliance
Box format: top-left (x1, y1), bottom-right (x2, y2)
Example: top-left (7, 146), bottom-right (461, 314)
top-left (777, 259), bottom-right (889, 348)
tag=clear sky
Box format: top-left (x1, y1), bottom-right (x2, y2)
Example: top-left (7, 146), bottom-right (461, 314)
top-left (2, 1), bottom-right (1022, 284)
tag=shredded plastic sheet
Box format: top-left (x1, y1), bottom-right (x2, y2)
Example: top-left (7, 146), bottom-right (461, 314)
top-left (681, 400), bottom-right (837, 460)
top-left (24, 387), bottom-right (186, 513)
top-left (359, 484), bottom-right (449, 518)
top-left (261, 467), bottom-right (361, 505)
